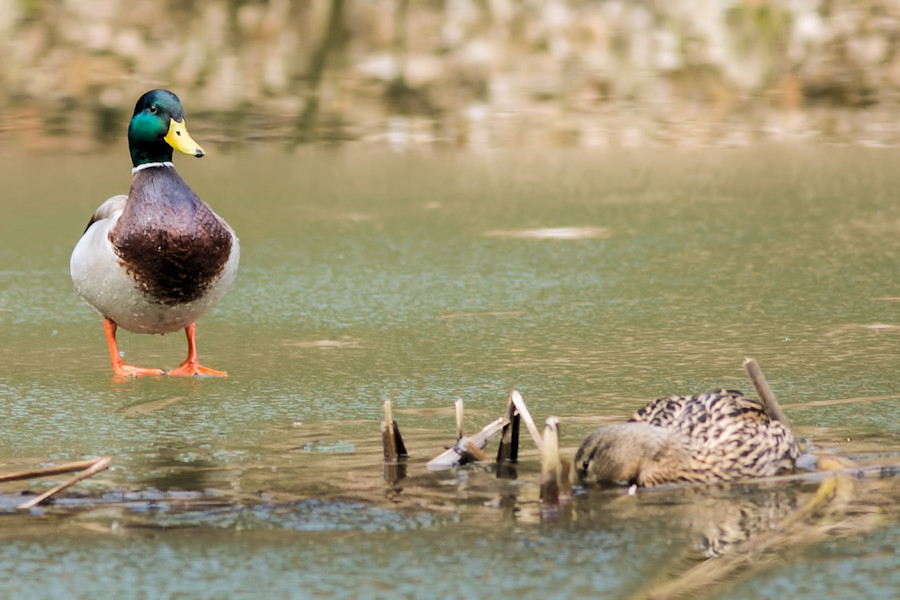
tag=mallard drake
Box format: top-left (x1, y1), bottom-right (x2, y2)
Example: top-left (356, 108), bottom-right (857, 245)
top-left (70, 89), bottom-right (239, 378)
top-left (575, 390), bottom-right (798, 487)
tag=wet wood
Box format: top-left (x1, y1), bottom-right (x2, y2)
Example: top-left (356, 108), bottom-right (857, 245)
top-left (510, 390), bottom-right (543, 450)
top-left (382, 400), bottom-right (397, 461)
top-left (426, 417), bottom-right (507, 470)
top-left (464, 441), bottom-right (492, 463)
top-left (496, 394), bottom-right (520, 465)
top-left (540, 417), bottom-right (571, 506)
top-left (381, 422), bottom-right (396, 461)
top-left (0, 459), bottom-right (105, 483)
top-left (743, 357), bottom-right (789, 424)
top-left (17, 457), bottom-right (111, 510)
top-left (381, 400), bottom-right (408, 462)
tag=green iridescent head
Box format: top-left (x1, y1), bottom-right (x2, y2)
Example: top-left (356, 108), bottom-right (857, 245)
top-left (127, 89), bottom-right (205, 167)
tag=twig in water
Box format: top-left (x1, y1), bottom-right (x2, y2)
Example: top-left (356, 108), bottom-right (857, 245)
top-left (16, 457), bottom-right (111, 510)
top-left (743, 357), bottom-right (789, 424)
top-left (427, 417), bottom-right (507, 470)
top-left (0, 459), bottom-right (104, 483)
top-left (510, 390), bottom-right (543, 450)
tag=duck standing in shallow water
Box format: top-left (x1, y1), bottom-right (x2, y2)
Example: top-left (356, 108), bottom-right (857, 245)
top-left (70, 90), bottom-right (239, 378)
top-left (575, 390), bottom-right (799, 486)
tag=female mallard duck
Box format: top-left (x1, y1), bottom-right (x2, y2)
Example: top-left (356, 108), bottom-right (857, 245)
top-left (70, 89), bottom-right (239, 378)
top-left (575, 390), bottom-right (798, 486)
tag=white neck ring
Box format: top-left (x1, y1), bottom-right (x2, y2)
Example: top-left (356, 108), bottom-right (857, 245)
top-left (132, 161), bottom-right (174, 175)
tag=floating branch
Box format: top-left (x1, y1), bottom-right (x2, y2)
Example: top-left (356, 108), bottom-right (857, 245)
top-left (16, 457), bottom-right (111, 510)
top-left (0, 459), bottom-right (105, 483)
top-left (426, 416), bottom-right (507, 471)
top-left (464, 441), bottom-right (492, 463)
top-left (510, 390), bottom-right (543, 450)
top-left (743, 357), bottom-right (789, 424)
top-left (381, 400), bottom-right (408, 462)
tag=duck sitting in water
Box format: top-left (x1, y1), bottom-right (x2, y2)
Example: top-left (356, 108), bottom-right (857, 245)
top-left (70, 89), bottom-right (239, 378)
top-left (575, 390), bottom-right (798, 487)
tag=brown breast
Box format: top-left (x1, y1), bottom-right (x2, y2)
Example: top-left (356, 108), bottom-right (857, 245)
top-left (110, 167), bottom-right (233, 306)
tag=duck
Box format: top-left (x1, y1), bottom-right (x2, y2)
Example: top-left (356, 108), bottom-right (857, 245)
top-left (70, 89), bottom-right (239, 378)
top-left (575, 389), bottom-right (799, 487)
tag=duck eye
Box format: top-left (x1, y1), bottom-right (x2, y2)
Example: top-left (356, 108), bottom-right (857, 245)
top-left (148, 105), bottom-right (158, 114)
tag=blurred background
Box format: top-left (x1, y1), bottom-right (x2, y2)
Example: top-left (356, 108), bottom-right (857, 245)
top-left (3, 0), bottom-right (900, 152)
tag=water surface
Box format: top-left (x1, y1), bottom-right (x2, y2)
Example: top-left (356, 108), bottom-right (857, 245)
top-left (0, 145), bottom-right (898, 598)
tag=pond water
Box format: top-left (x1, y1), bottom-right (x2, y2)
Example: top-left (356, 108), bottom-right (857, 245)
top-left (0, 144), bottom-right (898, 599)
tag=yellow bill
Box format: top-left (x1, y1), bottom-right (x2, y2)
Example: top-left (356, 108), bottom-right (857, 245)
top-left (164, 118), bottom-right (205, 157)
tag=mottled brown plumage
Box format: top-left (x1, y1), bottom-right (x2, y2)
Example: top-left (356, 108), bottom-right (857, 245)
top-left (575, 390), bottom-right (799, 487)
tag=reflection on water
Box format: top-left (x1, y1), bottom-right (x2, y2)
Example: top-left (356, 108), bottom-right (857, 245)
top-left (0, 146), bottom-right (898, 598)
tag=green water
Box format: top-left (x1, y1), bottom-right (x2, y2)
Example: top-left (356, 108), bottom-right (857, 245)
top-left (0, 145), bottom-right (898, 598)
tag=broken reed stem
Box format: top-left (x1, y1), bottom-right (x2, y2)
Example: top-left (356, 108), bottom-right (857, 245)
top-left (510, 390), bottom-right (543, 450)
top-left (382, 400), bottom-right (397, 461)
top-left (743, 357), bottom-right (789, 424)
top-left (496, 395), bottom-right (521, 464)
top-left (17, 457), bottom-right (111, 510)
top-left (381, 400), bottom-right (408, 462)
top-left (455, 398), bottom-right (464, 440)
top-left (381, 422), bottom-right (396, 461)
top-left (540, 417), bottom-right (561, 505)
top-left (383, 399), bottom-right (394, 431)
top-left (0, 459), bottom-right (105, 483)
top-left (392, 421), bottom-right (408, 459)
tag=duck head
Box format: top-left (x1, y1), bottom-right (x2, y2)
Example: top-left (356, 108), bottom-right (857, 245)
top-left (128, 89), bottom-right (205, 167)
top-left (574, 423), bottom-right (691, 487)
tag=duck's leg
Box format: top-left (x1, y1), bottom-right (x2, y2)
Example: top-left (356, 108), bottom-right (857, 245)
top-left (103, 319), bottom-right (165, 378)
top-left (166, 323), bottom-right (228, 378)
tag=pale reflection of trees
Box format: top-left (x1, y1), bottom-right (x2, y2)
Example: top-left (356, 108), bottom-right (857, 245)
top-left (5, 1), bottom-right (900, 147)
top-left (293, 0), bottom-right (347, 145)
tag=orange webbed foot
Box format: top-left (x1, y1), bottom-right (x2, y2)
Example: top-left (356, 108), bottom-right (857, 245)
top-left (165, 323), bottom-right (228, 377)
top-left (166, 360), bottom-right (228, 378)
top-left (111, 363), bottom-right (167, 378)
top-left (104, 320), bottom-right (166, 378)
